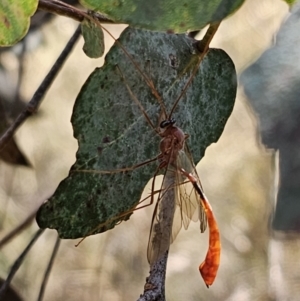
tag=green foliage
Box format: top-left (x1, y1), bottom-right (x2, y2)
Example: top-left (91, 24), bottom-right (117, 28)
top-left (81, 18), bottom-right (105, 58)
top-left (0, 0), bottom-right (37, 46)
top-left (80, 0), bottom-right (246, 32)
top-left (284, 0), bottom-right (298, 5)
top-left (36, 27), bottom-right (237, 239)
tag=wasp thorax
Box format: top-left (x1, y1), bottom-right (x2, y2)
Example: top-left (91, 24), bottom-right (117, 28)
top-left (159, 120), bottom-right (185, 167)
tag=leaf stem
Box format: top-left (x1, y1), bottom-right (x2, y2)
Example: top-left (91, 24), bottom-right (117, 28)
top-left (194, 21), bottom-right (221, 54)
top-left (169, 21), bottom-right (221, 117)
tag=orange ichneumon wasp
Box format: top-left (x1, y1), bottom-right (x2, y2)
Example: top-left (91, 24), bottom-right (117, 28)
top-left (37, 23), bottom-right (236, 287)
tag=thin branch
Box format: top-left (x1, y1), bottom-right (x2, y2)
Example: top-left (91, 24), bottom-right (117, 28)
top-left (38, 0), bottom-right (83, 22)
top-left (0, 229), bottom-right (45, 299)
top-left (38, 0), bottom-right (113, 23)
top-left (15, 41), bottom-right (26, 104)
top-left (0, 209), bottom-right (38, 249)
top-left (37, 235), bottom-right (61, 301)
top-left (0, 25), bottom-right (81, 152)
top-left (137, 252), bottom-right (168, 301)
top-left (138, 174), bottom-right (176, 301)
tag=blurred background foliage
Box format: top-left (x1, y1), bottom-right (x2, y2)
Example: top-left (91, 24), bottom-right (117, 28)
top-left (241, 2), bottom-right (300, 233)
top-left (1, 0), bottom-right (299, 300)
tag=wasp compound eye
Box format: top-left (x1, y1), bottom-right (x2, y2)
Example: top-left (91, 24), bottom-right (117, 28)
top-left (160, 118), bottom-right (176, 128)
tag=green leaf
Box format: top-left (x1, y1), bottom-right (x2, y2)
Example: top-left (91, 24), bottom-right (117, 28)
top-left (80, 0), bottom-right (245, 32)
top-left (283, 0), bottom-right (297, 5)
top-left (81, 18), bottom-right (105, 58)
top-left (0, 0), bottom-right (38, 46)
top-left (36, 27), bottom-right (237, 239)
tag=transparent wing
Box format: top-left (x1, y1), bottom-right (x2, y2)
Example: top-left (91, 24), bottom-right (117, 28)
top-left (170, 147), bottom-right (207, 244)
top-left (147, 170), bottom-right (176, 265)
top-left (147, 144), bottom-right (207, 264)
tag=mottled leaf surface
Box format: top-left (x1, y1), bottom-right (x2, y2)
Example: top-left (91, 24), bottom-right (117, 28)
top-left (37, 27), bottom-right (237, 239)
top-left (80, 0), bottom-right (245, 32)
top-left (0, 0), bottom-right (37, 46)
top-left (81, 18), bottom-right (104, 58)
